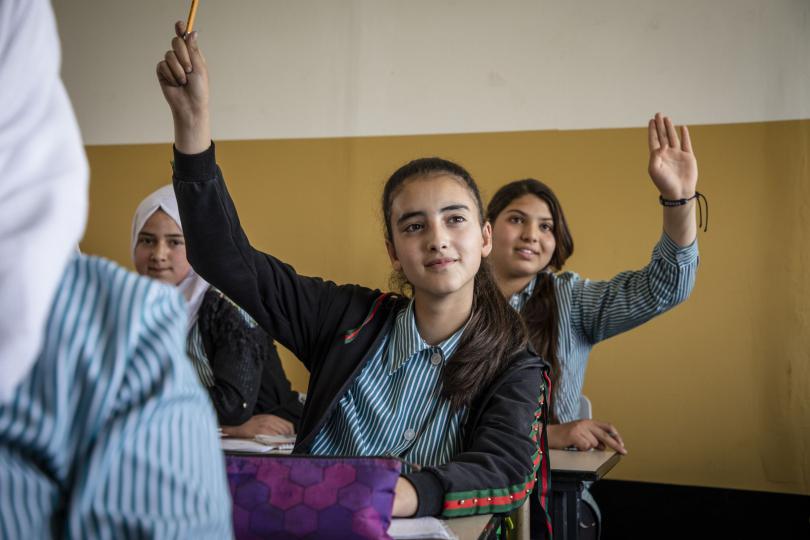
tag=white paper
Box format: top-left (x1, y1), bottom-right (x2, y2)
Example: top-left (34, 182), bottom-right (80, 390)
top-left (388, 517), bottom-right (458, 540)
top-left (253, 434), bottom-right (296, 449)
top-left (221, 438), bottom-right (292, 454)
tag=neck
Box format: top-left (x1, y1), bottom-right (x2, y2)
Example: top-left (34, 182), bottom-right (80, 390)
top-left (492, 265), bottom-right (535, 299)
top-left (412, 285), bottom-right (474, 346)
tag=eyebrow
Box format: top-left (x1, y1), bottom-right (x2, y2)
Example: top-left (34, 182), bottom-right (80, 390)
top-left (506, 209), bottom-right (553, 221)
top-left (138, 232), bottom-right (184, 239)
top-left (396, 204), bottom-right (471, 225)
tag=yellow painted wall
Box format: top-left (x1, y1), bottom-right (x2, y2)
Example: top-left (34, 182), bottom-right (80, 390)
top-left (82, 119), bottom-right (810, 495)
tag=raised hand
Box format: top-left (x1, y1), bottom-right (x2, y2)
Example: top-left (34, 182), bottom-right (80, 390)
top-left (648, 113), bottom-right (698, 200)
top-left (156, 21), bottom-right (211, 154)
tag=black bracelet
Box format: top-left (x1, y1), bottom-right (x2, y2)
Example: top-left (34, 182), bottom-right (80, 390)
top-left (659, 191), bottom-right (708, 232)
top-left (659, 193), bottom-right (697, 206)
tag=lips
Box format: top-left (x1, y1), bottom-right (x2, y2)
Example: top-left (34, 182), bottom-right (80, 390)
top-left (425, 257), bottom-right (457, 270)
top-left (514, 247), bottom-right (538, 260)
top-left (149, 267), bottom-right (172, 273)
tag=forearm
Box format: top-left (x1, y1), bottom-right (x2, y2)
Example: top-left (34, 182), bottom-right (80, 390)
top-left (173, 111), bottom-right (211, 155)
top-left (392, 477), bottom-right (419, 517)
top-left (662, 199), bottom-right (697, 247)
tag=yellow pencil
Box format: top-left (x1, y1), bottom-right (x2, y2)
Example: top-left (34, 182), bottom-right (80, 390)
top-left (185, 0), bottom-right (200, 35)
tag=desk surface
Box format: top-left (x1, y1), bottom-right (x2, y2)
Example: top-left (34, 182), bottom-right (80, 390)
top-left (445, 514), bottom-right (497, 540)
top-left (550, 449), bottom-right (621, 482)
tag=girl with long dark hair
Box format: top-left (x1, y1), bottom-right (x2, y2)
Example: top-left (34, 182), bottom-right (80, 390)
top-left (155, 22), bottom-right (550, 520)
top-left (487, 114), bottom-right (699, 454)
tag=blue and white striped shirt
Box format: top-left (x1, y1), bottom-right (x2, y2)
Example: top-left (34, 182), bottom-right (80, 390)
top-left (310, 300), bottom-right (467, 471)
top-left (509, 233), bottom-right (699, 422)
top-left (0, 255), bottom-right (233, 539)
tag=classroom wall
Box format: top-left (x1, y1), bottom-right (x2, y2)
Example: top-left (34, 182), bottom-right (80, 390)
top-left (55, 1), bottom-right (810, 496)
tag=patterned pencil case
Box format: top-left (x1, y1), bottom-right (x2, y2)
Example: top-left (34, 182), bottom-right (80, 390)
top-left (226, 454), bottom-right (402, 540)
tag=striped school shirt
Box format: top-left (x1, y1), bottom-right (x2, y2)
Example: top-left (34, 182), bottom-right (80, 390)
top-left (0, 255), bottom-right (233, 539)
top-left (309, 300), bottom-right (467, 471)
top-left (509, 233), bottom-right (699, 422)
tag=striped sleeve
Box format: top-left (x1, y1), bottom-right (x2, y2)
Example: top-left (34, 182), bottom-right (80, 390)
top-left (65, 264), bottom-right (233, 539)
top-left (567, 232), bottom-right (699, 345)
top-left (0, 256), bottom-right (233, 539)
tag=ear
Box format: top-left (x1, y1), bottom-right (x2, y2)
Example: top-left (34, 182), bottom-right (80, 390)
top-left (385, 239), bottom-right (402, 271)
top-left (481, 221), bottom-right (493, 258)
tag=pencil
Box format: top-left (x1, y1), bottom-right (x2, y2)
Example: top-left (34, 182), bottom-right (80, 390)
top-left (185, 0), bottom-right (200, 35)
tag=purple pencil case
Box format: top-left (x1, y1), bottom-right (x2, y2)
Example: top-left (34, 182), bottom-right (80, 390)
top-left (226, 454), bottom-right (402, 540)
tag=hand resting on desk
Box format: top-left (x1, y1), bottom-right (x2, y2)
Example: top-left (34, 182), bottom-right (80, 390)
top-left (221, 414), bottom-right (295, 438)
top-left (548, 419), bottom-right (627, 454)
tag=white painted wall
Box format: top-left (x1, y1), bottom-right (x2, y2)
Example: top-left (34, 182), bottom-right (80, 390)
top-left (54, 0), bottom-right (810, 145)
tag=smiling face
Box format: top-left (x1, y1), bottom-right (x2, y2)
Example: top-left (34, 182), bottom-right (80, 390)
top-left (385, 174), bottom-right (492, 301)
top-left (133, 209), bottom-right (191, 286)
top-left (490, 193), bottom-right (556, 280)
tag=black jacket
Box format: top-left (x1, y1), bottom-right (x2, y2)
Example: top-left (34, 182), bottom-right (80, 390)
top-left (196, 287), bottom-right (302, 427)
top-left (172, 143), bottom-right (550, 518)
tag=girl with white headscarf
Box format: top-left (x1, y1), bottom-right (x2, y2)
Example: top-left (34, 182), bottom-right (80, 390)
top-left (132, 185), bottom-right (303, 436)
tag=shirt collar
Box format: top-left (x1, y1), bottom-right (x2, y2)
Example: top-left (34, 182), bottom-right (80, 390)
top-left (387, 300), bottom-right (467, 374)
top-left (509, 275), bottom-right (538, 311)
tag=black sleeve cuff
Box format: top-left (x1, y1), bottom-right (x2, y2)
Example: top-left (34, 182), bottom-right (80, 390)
top-left (404, 470), bottom-right (444, 517)
top-left (172, 141), bottom-right (218, 181)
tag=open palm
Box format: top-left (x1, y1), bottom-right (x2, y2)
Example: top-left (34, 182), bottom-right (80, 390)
top-left (648, 113), bottom-right (698, 200)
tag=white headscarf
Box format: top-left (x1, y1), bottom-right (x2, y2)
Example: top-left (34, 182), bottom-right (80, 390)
top-left (132, 185), bottom-right (210, 334)
top-left (0, 0), bottom-right (89, 401)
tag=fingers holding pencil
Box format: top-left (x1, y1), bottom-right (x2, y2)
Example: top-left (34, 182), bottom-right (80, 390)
top-left (156, 3), bottom-right (211, 155)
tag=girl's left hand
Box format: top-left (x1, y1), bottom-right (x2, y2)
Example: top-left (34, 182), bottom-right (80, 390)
top-left (220, 414), bottom-right (295, 438)
top-left (647, 113), bottom-right (698, 200)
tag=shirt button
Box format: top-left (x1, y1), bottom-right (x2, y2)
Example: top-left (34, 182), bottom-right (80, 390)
top-left (430, 352), bottom-right (442, 366)
top-left (403, 428), bottom-right (416, 441)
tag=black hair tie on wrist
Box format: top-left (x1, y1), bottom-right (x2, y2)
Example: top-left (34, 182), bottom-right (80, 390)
top-left (659, 191), bottom-right (708, 232)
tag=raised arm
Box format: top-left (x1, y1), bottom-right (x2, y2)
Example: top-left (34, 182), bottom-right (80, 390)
top-left (570, 114), bottom-right (700, 344)
top-left (155, 25), bottom-right (353, 367)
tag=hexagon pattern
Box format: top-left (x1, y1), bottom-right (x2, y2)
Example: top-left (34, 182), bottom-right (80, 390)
top-left (227, 455), bottom-right (400, 540)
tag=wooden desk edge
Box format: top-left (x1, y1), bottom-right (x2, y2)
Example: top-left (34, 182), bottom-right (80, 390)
top-left (444, 513), bottom-right (501, 540)
top-left (550, 450), bottom-right (622, 482)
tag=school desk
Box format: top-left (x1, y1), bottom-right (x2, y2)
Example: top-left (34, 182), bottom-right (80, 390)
top-left (549, 449), bottom-right (621, 540)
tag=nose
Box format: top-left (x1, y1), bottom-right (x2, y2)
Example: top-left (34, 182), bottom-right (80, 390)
top-left (426, 222), bottom-right (449, 252)
top-left (521, 222), bottom-right (538, 243)
top-left (150, 241), bottom-right (169, 261)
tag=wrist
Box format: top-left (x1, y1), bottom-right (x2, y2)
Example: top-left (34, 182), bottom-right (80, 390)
top-left (173, 112), bottom-right (211, 155)
top-left (659, 189), bottom-right (695, 201)
top-left (659, 193), bottom-right (698, 207)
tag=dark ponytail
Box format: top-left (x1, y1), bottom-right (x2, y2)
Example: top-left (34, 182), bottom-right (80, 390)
top-left (383, 158), bottom-right (528, 410)
top-left (486, 179), bottom-right (574, 421)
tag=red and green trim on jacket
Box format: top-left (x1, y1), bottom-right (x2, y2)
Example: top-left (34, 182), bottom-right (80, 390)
top-left (535, 371), bottom-right (553, 538)
top-left (439, 373), bottom-right (552, 521)
top-left (343, 293), bottom-right (394, 344)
